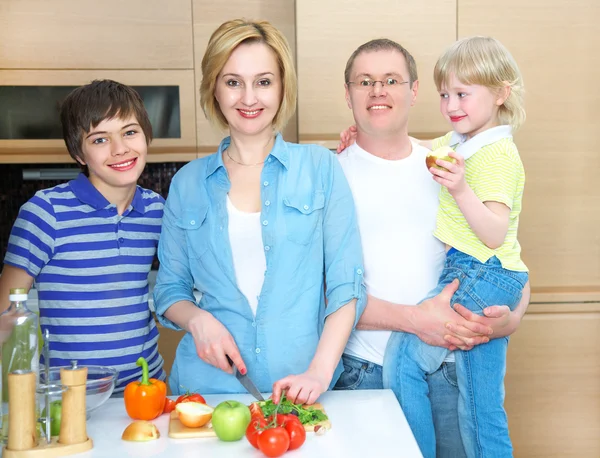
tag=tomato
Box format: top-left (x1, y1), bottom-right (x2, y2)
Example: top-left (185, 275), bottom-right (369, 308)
top-left (175, 393), bottom-right (206, 405)
top-left (284, 419), bottom-right (306, 450)
top-left (268, 413), bottom-right (289, 426)
top-left (163, 398), bottom-right (177, 414)
top-left (257, 426), bottom-right (290, 458)
top-left (249, 402), bottom-right (264, 419)
top-left (245, 416), bottom-right (267, 449)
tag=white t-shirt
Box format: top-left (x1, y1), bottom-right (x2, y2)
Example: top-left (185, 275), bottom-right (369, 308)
top-left (338, 142), bottom-right (446, 366)
top-left (227, 196), bottom-right (266, 316)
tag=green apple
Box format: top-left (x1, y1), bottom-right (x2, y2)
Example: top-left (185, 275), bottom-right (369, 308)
top-left (426, 146), bottom-right (457, 172)
top-left (211, 400), bottom-right (251, 442)
top-left (41, 400), bottom-right (62, 437)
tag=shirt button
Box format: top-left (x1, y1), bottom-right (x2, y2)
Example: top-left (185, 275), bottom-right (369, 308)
top-left (262, 220), bottom-right (268, 226)
top-left (190, 220), bottom-right (196, 226)
top-left (265, 200), bottom-right (270, 206)
top-left (267, 157), bottom-right (272, 162)
top-left (264, 245), bottom-right (270, 251)
top-left (303, 205), bottom-right (309, 210)
top-left (119, 238), bottom-right (125, 243)
top-left (357, 269), bottom-right (363, 275)
top-left (255, 348), bottom-right (261, 354)
top-left (263, 181), bottom-right (269, 187)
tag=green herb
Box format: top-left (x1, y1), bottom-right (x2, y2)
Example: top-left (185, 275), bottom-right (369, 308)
top-left (257, 394), bottom-right (329, 426)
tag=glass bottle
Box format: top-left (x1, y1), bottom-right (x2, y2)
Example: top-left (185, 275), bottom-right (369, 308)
top-left (0, 288), bottom-right (39, 443)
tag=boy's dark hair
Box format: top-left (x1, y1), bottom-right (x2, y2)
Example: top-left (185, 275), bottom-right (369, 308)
top-left (60, 79), bottom-right (153, 163)
top-left (344, 38), bottom-right (418, 87)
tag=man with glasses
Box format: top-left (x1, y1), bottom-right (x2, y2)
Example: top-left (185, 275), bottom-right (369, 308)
top-left (334, 39), bottom-right (530, 457)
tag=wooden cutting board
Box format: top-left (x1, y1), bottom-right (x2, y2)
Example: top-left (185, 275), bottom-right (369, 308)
top-left (168, 402), bottom-right (331, 439)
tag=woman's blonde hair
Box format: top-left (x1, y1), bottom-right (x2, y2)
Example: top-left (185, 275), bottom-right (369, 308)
top-left (434, 36), bottom-right (526, 131)
top-left (200, 19), bottom-right (297, 133)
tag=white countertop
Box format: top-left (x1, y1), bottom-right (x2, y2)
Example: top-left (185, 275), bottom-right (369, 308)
top-left (77, 389), bottom-right (422, 458)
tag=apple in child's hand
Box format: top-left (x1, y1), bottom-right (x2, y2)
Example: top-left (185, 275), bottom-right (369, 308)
top-left (211, 400), bottom-right (252, 441)
top-left (426, 146), bottom-right (458, 172)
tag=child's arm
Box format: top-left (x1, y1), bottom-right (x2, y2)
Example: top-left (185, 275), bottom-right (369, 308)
top-left (432, 152), bottom-right (509, 249)
top-left (0, 265), bottom-right (35, 313)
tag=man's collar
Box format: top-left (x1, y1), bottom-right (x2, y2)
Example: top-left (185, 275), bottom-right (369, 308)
top-left (205, 133), bottom-right (289, 179)
top-left (70, 173), bottom-right (146, 214)
top-left (449, 125), bottom-right (513, 160)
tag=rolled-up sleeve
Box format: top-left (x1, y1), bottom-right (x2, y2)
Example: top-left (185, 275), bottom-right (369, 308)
top-left (320, 150), bottom-right (366, 328)
top-left (153, 178), bottom-right (198, 330)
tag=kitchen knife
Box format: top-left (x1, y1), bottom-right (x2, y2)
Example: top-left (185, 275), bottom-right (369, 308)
top-left (226, 355), bottom-right (265, 401)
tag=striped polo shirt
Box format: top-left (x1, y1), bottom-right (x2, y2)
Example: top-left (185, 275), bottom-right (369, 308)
top-left (432, 127), bottom-right (527, 272)
top-left (4, 173), bottom-right (165, 392)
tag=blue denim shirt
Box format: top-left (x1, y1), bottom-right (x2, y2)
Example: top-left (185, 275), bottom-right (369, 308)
top-left (154, 134), bottom-right (366, 395)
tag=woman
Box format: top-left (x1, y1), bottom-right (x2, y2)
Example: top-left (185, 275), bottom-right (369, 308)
top-left (153, 19), bottom-right (366, 405)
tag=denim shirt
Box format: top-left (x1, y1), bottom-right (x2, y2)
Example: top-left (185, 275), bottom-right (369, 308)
top-left (154, 134), bottom-right (366, 395)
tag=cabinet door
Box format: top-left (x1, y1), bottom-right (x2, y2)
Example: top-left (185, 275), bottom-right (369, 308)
top-left (192, 0), bottom-right (297, 152)
top-left (296, 0), bottom-right (456, 148)
top-left (0, 0), bottom-right (193, 69)
top-left (458, 0), bottom-right (600, 288)
top-left (505, 302), bottom-right (600, 458)
top-left (0, 70), bottom-right (197, 163)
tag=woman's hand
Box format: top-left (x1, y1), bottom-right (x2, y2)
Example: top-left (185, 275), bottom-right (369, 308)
top-left (272, 368), bottom-right (329, 406)
top-left (188, 309), bottom-right (247, 375)
top-left (336, 125), bottom-right (358, 153)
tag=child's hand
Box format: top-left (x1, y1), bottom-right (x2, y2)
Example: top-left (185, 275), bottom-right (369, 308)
top-left (336, 125), bottom-right (357, 153)
top-left (429, 151), bottom-right (467, 196)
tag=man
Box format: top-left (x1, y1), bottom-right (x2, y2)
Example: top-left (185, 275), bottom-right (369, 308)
top-left (334, 39), bottom-right (530, 457)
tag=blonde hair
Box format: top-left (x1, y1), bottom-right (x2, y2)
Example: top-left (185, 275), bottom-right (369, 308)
top-left (200, 19), bottom-right (297, 133)
top-left (434, 36), bottom-right (525, 131)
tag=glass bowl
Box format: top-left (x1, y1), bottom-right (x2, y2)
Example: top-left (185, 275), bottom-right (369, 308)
top-left (39, 365), bottom-right (118, 417)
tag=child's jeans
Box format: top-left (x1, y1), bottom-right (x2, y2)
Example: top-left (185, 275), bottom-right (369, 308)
top-left (383, 249), bottom-right (528, 458)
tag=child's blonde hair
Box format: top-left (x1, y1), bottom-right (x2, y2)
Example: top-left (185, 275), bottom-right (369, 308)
top-left (434, 36), bottom-right (525, 131)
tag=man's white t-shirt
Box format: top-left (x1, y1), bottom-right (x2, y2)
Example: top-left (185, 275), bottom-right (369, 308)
top-left (338, 142), bottom-right (446, 366)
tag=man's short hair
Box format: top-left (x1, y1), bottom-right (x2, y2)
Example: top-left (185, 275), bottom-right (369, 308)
top-left (344, 39), bottom-right (418, 87)
top-left (60, 80), bottom-right (153, 163)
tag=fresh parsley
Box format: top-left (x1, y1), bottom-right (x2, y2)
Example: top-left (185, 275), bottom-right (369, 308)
top-left (257, 395), bottom-right (329, 426)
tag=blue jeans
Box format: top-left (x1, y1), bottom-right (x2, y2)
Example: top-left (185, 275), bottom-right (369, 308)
top-left (383, 250), bottom-right (528, 458)
top-left (334, 354), bottom-right (467, 458)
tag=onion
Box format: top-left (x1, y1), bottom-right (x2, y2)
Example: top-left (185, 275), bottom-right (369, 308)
top-left (121, 420), bottom-right (160, 441)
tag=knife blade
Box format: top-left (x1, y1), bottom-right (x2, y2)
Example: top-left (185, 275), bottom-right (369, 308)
top-left (226, 355), bottom-right (265, 401)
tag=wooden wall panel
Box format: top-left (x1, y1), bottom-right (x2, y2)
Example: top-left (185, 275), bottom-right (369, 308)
top-left (0, 0), bottom-right (194, 69)
top-left (505, 305), bottom-right (600, 457)
top-left (192, 0), bottom-right (297, 150)
top-left (458, 0), bottom-right (600, 288)
top-left (296, 0), bottom-right (455, 145)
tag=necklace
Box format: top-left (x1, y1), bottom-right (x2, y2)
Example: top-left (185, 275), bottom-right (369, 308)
top-left (226, 148), bottom-right (266, 167)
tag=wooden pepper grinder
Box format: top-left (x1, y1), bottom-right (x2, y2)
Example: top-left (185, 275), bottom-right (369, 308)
top-left (7, 370), bottom-right (37, 451)
top-left (58, 361), bottom-right (88, 445)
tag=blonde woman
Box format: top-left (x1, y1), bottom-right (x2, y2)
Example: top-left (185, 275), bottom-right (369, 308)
top-left (154, 19), bottom-right (365, 405)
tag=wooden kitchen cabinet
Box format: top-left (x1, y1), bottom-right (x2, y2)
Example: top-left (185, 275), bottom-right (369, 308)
top-left (0, 69), bottom-right (197, 163)
top-left (192, 0), bottom-right (297, 152)
top-left (296, 0), bottom-right (455, 148)
top-left (0, 0), bottom-right (193, 70)
top-left (505, 296), bottom-right (600, 458)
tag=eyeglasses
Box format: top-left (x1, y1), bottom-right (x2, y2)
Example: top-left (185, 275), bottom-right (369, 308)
top-left (346, 77), bottom-right (409, 89)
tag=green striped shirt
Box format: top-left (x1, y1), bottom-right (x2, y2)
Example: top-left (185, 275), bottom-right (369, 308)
top-left (432, 131), bottom-right (527, 272)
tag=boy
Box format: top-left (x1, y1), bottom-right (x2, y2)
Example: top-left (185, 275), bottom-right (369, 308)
top-left (0, 80), bottom-right (165, 393)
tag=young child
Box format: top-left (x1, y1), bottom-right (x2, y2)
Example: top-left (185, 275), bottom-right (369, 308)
top-left (0, 80), bottom-right (165, 394)
top-left (382, 36), bottom-right (528, 458)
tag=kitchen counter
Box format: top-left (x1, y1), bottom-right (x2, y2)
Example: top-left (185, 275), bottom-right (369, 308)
top-left (80, 389), bottom-right (421, 457)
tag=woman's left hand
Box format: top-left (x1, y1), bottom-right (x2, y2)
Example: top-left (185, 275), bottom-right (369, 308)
top-left (271, 369), bottom-right (329, 405)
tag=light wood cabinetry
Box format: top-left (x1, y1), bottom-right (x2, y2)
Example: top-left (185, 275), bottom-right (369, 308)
top-left (0, 0), bottom-right (193, 69)
top-left (191, 0), bottom-right (297, 151)
top-left (506, 298), bottom-right (600, 458)
top-left (0, 70), bottom-right (197, 163)
top-left (296, 0), bottom-right (455, 147)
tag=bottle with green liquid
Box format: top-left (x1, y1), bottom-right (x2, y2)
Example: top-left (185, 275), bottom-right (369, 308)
top-left (0, 288), bottom-right (39, 444)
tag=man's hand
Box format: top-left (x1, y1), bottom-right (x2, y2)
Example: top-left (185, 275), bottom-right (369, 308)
top-left (449, 303), bottom-right (519, 341)
top-left (336, 125), bottom-right (358, 153)
top-left (411, 280), bottom-right (493, 350)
